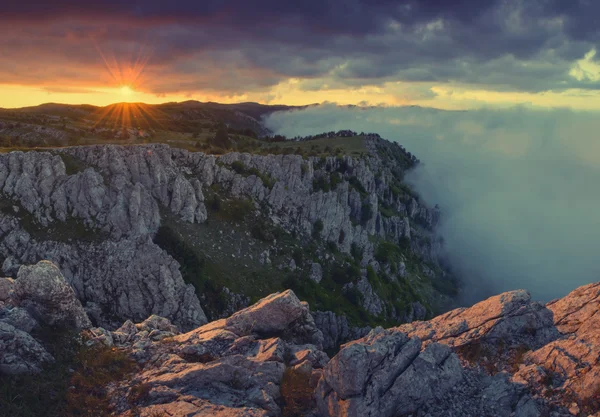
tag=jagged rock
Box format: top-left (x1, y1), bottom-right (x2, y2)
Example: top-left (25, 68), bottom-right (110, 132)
top-left (109, 290), bottom-right (326, 416)
top-left (316, 327), bottom-right (464, 417)
top-left (13, 261), bottom-right (91, 329)
top-left (396, 290), bottom-right (559, 351)
top-left (0, 223), bottom-right (207, 330)
top-left (512, 283), bottom-right (600, 412)
top-left (313, 311), bottom-right (371, 351)
top-left (222, 290), bottom-right (323, 347)
top-left (136, 314), bottom-right (180, 334)
top-left (0, 307), bottom-right (38, 333)
top-left (0, 321), bottom-right (54, 374)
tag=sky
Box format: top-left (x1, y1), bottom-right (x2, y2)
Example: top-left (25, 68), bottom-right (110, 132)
top-left (1, 0), bottom-right (600, 109)
top-left (266, 105), bottom-right (600, 302)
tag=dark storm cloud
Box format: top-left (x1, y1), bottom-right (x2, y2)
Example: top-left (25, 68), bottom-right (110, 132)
top-left (1, 0), bottom-right (599, 95)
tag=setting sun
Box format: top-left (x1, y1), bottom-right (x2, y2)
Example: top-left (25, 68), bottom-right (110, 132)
top-left (120, 85), bottom-right (134, 96)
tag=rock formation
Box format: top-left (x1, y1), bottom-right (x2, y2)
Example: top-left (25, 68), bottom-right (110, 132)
top-left (2, 260), bottom-right (600, 417)
top-left (0, 138), bottom-right (449, 335)
top-left (0, 260), bottom-right (89, 374)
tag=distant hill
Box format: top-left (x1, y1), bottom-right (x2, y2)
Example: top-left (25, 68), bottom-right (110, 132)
top-left (2, 101), bottom-right (304, 136)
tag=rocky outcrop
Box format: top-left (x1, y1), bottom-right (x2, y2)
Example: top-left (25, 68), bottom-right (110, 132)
top-left (5, 264), bottom-right (600, 417)
top-left (512, 283), bottom-right (600, 415)
top-left (316, 328), bottom-right (463, 417)
top-left (0, 139), bottom-right (447, 343)
top-left (313, 311), bottom-right (370, 351)
top-left (396, 289), bottom-right (559, 351)
top-left (316, 285), bottom-right (600, 417)
top-left (0, 321), bottom-right (53, 374)
top-left (0, 261), bottom-right (89, 375)
top-left (12, 260), bottom-right (91, 329)
top-left (101, 290), bottom-right (326, 417)
top-left (0, 216), bottom-right (206, 330)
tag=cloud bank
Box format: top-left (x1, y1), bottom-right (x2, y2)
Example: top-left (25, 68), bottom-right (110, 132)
top-left (1, 0), bottom-right (599, 101)
top-left (265, 105), bottom-right (600, 303)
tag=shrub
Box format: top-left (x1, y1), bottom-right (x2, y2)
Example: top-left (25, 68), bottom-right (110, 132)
top-left (281, 367), bottom-right (314, 417)
top-left (350, 243), bottom-right (363, 261)
top-left (338, 229), bottom-right (346, 245)
top-left (348, 176), bottom-right (367, 195)
top-left (361, 202), bottom-right (373, 225)
top-left (312, 220), bottom-right (324, 238)
top-left (312, 176), bottom-right (330, 192)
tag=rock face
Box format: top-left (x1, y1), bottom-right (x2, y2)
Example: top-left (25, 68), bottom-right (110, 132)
top-left (0, 216), bottom-right (206, 330)
top-left (103, 290), bottom-right (326, 417)
top-left (316, 328), bottom-right (463, 417)
top-left (0, 261), bottom-right (90, 375)
top-left (13, 261), bottom-right (91, 329)
top-left (315, 285), bottom-right (600, 417)
top-left (0, 139), bottom-right (449, 341)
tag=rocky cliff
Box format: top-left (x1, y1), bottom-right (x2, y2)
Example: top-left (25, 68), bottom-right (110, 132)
top-left (0, 135), bottom-right (453, 341)
top-left (2, 261), bottom-right (599, 417)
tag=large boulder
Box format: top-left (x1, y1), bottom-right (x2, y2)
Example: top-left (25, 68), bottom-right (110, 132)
top-left (316, 327), bottom-right (464, 417)
top-left (13, 260), bottom-right (91, 329)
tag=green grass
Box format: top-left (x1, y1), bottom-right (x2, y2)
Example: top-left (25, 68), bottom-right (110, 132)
top-left (262, 136), bottom-right (366, 157)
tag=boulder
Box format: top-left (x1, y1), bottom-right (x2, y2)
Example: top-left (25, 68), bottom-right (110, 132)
top-left (316, 327), bottom-right (464, 417)
top-left (0, 321), bottom-right (53, 374)
top-left (13, 261), bottom-right (91, 329)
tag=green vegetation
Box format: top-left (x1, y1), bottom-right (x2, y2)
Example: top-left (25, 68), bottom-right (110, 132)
top-left (0, 197), bottom-right (106, 243)
top-left (0, 328), bottom-right (136, 417)
top-left (312, 220), bottom-right (324, 238)
top-left (264, 135), bottom-right (366, 158)
top-left (52, 152), bottom-right (88, 176)
top-left (230, 160), bottom-right (276, 189)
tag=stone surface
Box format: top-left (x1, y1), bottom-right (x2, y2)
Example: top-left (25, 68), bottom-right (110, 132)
top-left (107, 290), bottom-right (327, 417)
top-left (313, 311), bottom-right (370, 351)
top-left (13, 260), bottom-right (91, 329)
top-left (316, 327), bottom-right (463, 417)
top-left (0, 321), bottom-right (53, 374)
top-left (396, 289), bottom-right (559, 351)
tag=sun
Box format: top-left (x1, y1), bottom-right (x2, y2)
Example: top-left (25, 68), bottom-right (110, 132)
top-left (120, 85), bottom-right (135, 96)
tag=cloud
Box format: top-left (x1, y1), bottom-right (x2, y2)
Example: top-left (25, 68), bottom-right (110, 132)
top-left (265, 105), bottom-right (600, 303)
top-left (1, 0), bottom-right (599, 98)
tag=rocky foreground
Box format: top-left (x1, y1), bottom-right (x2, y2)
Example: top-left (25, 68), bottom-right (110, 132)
top-left (1, 261), bottom-right (600, 416)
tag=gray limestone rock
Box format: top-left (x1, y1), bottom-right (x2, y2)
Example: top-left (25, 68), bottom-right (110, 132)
top-left (0, 321), bottom-right (53, 374)
top-left (13, 261), bottom-right (91, 329)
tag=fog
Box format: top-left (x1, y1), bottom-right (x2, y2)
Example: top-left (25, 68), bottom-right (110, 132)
top-left (265, 105), bottom-right (600, 303)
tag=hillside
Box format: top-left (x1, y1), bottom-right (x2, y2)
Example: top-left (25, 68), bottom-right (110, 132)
top-left (0, 127), bottom-right (455, 339)
top-left (0, 101), bottom-right (303, 152)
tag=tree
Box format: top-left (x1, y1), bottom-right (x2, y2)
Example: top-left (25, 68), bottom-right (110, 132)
top-left (212, 124), bottom-right (231, 149)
